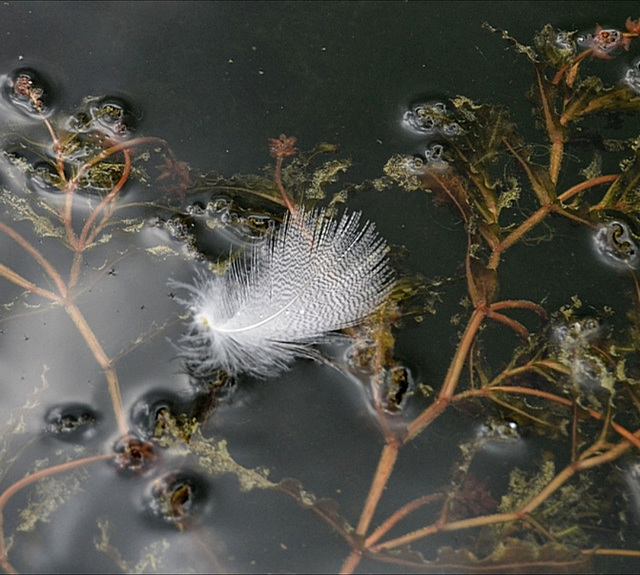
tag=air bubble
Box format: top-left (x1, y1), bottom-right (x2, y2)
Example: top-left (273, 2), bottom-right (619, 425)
top-left (624, 59), bottom-right (640, 94)
top-left (44, 403), bottom-right (99, 441)
top-left (113, 434), bottom-right (158, 474)
top-left (403, 155), bottom-right (428, 175)
top-left (86, 95), bottom-right (138, 137)
top-left (401, 101), bottom-right (460, 137)
top-left (130, 390), bottom-right (189, 440)
top-left (3, 68), bottom-right (55, 117)
top-left (593, 220), bottom-right (640, 270)
top-left (376, 365), bottom-right (414, 414)
top-left (28, 161), bottom-right (64, 194)
top-left (143, 470), bottom-right (210, 527)
top-left (551, 316), bottom-right (611, 392)
top-left (441, 121), bottom-right (463, 137)
top-left (552, 317), bottom-right (601, 352)
top-left (554, 30), bottom-right (575, 54)
top-left (577, 27), bottom-right (627, 56)
top-left (186, 201), bottom-right (206, 215)
top-left (423, 143), bottom-right (450, 171)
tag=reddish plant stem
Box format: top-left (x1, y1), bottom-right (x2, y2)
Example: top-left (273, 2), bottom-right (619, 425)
top-left (62, 137), bottom-right (167, 249)
top-left (0, 221), bottom-right (67, 298)
top-left (552, 49), bottom-right (591, 86)
top-left (0, 213), bottom-right (127, 434)
top-left (339, 550), bottom-right (363, 575)
top-left (64, 302), bottom-right (127, 435)
top-left (557, 174), bottom-right (619, 203)
top-left (405, 307), bottom-right (486, 443)
top-left (355, 441), bottom-right (399, 537)
top-left (457, 385), bottom-right (640, 451)
top-left (0, 261), bottom-right (62, 304)
top-left (68, 149), bottom-right (132, 288)
top-left (0, 452), bottom-right (112, 574)
top-left (81, 149), bottom-right (131, 247)
top-left (485, 310), bottom-right (529, 338)
top-left (365, 493), bottom-right (444, 547)
top-left (374, 435), bottom-right (635, 552)
top-left (488, 174), bottom-right (619, 269)
top-left (274, 156), bottom-right (296, 215)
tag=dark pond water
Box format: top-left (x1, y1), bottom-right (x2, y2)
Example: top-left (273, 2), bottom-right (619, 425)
top-left (1, 1), bottom-right (640, 573)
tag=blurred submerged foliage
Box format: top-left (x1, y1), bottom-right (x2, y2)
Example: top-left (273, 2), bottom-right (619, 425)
top-left (2, 18), bottom-right (640, 574)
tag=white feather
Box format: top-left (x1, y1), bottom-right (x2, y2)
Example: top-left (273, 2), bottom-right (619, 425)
top-left (176, 208), bottom-right (394, 377)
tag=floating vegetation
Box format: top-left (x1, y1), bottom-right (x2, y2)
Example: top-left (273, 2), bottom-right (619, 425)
top-left (3, 16), bottom-right (640, 575)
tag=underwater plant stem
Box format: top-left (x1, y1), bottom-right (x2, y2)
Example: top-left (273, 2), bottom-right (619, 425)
top-left (488, 174), bottom-right (617, 269)
top-left (405, 307), bottom-right (485, 443)
top-left (365, 493), bottom-right (444, 547)
top-left (0, 452), bottom-right (112, 574)
top-left (64, 302), bottom-right (128, 435)
top-left (0, 262), bottom-right (63, 303)
top-left (462, 385), bottom-right (640, 451)
top-left (63, 137), bottom-right (169, 250)
top-left (374, 440), bottom-right (633, 552)
top-left (274, 156), bottom-right (296, 215)
top-left (372, 510), bottom-right (522, 551)
top-left (0, 221), bottom-right (67, 298)
top-left (558, 174), bottom-right (619, 203)
top-left (339, 550), bottom-right (363, 575)
top-left (488, 203), bottom-right (551, 269)
top-left (32, 97), bottom-right (66, 183)
top-left (521, 441), bottom-right (633, 515)
top-left (0, 224), bottom-right (127, 434)
top-left (82, 149), bottom-right (131, 246)
top-left (485, 310), bottom-right (529, 338)
top-left (488, 360), bottom-right (571, 387)
top-left (552, 49), bottom-right (591, 86)
top-left (503, 136), bottom-right (555, 203)
top-left (68, 149), bottom-right (132, 288)
top-left (355, 441), bottom-right (399, 537)
top-left (585, 548), bottom-right (640, 558)
top-left (533, 66), bottom-right (565, 185)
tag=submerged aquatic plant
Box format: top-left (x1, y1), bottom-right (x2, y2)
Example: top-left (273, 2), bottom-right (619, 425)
top-left (175, 207), bottom-right (394, 378)
top-left (5, 15), bottom-right (640, 575)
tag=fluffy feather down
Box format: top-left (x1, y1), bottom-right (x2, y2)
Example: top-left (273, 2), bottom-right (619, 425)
top-left (176, 208), bottom-right (394, 377)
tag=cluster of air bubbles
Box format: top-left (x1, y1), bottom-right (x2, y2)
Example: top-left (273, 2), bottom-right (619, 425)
top-left (112, 433), bottom-right (157, 474)
top-left (473, 416), bottom-right (524, 458)
top-left (577, 27), bottom-right (628, 57)
top-left (476, 417), bottom-right (519, 442)
top-left (28, 161), bottom-right (63, 193)
top-left (624, 59), bottom-right (640, 94)
top-left (622, 460), bottom-right (640, 525)
top-left (130, 390), bottom-right (188, 441)
top-left (552, 317), bottom-right (612, 392)
top-left (157, 196), bottom-right (278, 263)
top-left (143, 470), bottom-right (210, 527)
top-left (2, 68), bottom-right (54, 117)
top-left (404, 143), bottom-right (452, 177)
top-left (423, 143), bottom-right (450, 171)
top-left (44, 403), bottom-right (100, 441)
top-left (345, 338), bottom-right (415, 416)
top-left (376, 365), bottom-right (414, 415)
top-left (67, 95), bottom-right (138, 138)
top-left (552, 317), bottom-right (602, 352)
top-left (593, 219), bottom-right (640, 271)
top-left (554, 30), bottom-right (576, 55)
top-left (402, 101), bottom-right (463, 138)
